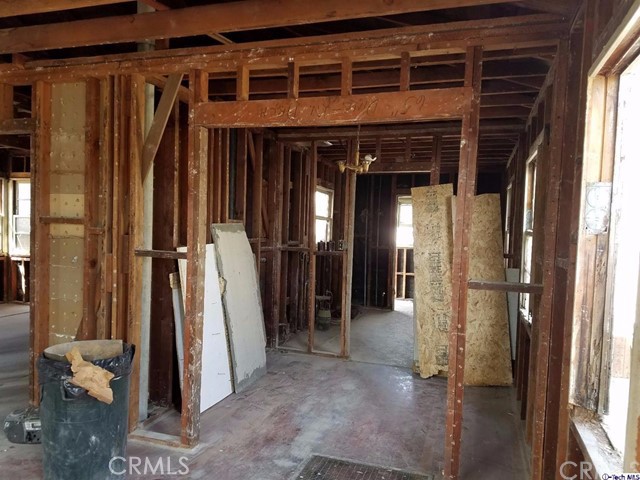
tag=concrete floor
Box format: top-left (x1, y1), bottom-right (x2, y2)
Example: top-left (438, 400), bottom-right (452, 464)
top-left (282, 299), bottom-right (414, 369)
top-left (0, 303), bottom-right (529, 480)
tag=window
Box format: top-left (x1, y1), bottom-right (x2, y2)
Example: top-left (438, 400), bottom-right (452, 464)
top-left (10, 180), bottom-right (31, 256)
top-left (396, 197), bottom-right (413, 248)
top-left (504, 182), bottom-right (513, 266)
top-left (315, 187), bottom-right (333, 243)
top-left (520, 151), bottom-right (537, 321)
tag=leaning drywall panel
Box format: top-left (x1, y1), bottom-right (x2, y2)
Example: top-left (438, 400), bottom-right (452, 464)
top-left (465, 194), bottom-right (512, 385)
top-left (412, 184), bottom-right (454, 378)
top-left (177, 245), bottom-right (233, 412)
top-left (48, 82), bottom-right (86, 346)
top-left (211, 223), bottom-right (267, 393)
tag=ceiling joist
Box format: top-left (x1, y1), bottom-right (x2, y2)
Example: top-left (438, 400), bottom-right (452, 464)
top-left (0, 0), bottom-right (127, 18)
top-left (0, 0), bottom-right (559, 54)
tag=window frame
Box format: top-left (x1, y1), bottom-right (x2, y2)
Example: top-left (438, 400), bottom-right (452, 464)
top-left (314, 186), bottom-right (334, 244)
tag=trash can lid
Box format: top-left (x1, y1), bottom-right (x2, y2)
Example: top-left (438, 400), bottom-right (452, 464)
top-left (44, 340), bottom-right (124, 362)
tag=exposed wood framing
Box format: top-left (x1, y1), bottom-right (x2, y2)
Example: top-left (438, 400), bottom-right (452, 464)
top-left (0, 0), bottom-right (126, 17)
top-left (194, 88), bottom-right (471, 127)
top-left (530, 39), bottom-right (570, 480)
top-left (0, 0), bottom-right (542, 54)
top-left (181, 69), bottom-right (209, 446)
top-left (430, 134), bottom-right (442, 185)
top-left (444, 45), bottom-right (483, 480)
top-left (307, 142), bottom-right (317, 353)
top-left (29, 81), bottom-right (52, 404)
top-left (141, 73), bottom-right (184, 179)
top-left (0, 15), bottom-right (566, 83)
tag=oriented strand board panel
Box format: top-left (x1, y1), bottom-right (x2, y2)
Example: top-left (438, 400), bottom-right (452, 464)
top-left (465, 194), bottom-right (512, 385)
top-left (211, 224), bottom-right (267, 393)
top-left (412, 184), bottom-right (454, 378)
top-left (178, 244), bottom-right (233, 412)
top-left (412, 188), bottom-right (511, 385)
top-left (48, 82), bottom-right (86, 346)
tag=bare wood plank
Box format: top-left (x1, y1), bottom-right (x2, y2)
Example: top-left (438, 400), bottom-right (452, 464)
top-left (341, 58), bottom-right (353, 96)
top-left (468, 279), bottom-right (544, 294)
top-left (134, 249), bottom-right (187, 259)
top-left (0, 83), bottom-right (12, 119)
top-left (127, 73), bottom-right (146, 432)
top-left (0, 0), bottom-right (127, 17)
top-left (308, 141), bottom-right (317, 353)
top-left (400, 52), bottom-right (411, 91)
top-left (181, 69), bottom-right (209, 447)
top-left (0, 0), bottom-right (531, 54)
top-left (0, 117), bottom-right (34, 134)
top-left (288, 61), bottom-right (300, 99)
top-left (237, 66), bottom-right (249, 101)
top-left (235, 128), bottom-right (248, 221)
top-left (530, 39), bottom-right (570, 480)
top-left (38, 215), bottom-right (84, 224)
top-left (517, 0), bottom-right (577, 16)
top-left (0, 16), bottom-right (566, 83)
top-left (195, 87), bottom-right (470, 128)
top-left (141, 73), bottom-right (184, 179)
top-left (444, 45), bottom-right (482, 480)
top-left (29, 80), bottom-right (51, 404)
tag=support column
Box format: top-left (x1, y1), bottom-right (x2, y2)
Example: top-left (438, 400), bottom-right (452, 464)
top-left (444, 45), bottom-right (483, 480)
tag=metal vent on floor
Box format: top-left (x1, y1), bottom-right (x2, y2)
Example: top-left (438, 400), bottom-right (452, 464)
top-left (294, 455), bottom-right (434, 480)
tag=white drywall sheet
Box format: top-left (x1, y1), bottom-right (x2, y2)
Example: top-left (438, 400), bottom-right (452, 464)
top-left (210, 224), bottom-right (267, 393)
top-left (178, 244), bottom-right (233, 412)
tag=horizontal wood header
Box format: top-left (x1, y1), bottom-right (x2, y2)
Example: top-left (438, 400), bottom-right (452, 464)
top-left (194, 87), bottom-right (471, 127)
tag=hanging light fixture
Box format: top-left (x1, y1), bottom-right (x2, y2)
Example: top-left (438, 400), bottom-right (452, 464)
top-left (336, 125), bottom-right (377, 174)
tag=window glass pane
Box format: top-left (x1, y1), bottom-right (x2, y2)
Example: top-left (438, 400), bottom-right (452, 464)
top-left (315, 191), bottom-right (330, 218)
top-left (399, 203), bottom-right (412, 226)
top-left (396, 225), bottom-right (414, 248)
top-left (316, 219), bottom-right (328, 243)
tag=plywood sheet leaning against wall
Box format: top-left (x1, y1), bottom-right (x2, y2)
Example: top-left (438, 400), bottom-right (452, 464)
top-left (412, 184), bottom-right (454, 378)
top-left (210, 223), bottom-right (267, 393)
top-left (465, 194), bottom-right (512, 385)
top-left (48, 83), bottom-right (87, 346)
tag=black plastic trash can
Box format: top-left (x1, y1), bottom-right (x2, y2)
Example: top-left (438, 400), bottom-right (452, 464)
top-left (38, 341), bottom-right (135, 480)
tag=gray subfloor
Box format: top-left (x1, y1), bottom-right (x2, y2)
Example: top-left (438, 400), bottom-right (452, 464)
top-left (282, 299), bottom-right (414, 368)
top-left (0, 303), bottom-right (529, 479)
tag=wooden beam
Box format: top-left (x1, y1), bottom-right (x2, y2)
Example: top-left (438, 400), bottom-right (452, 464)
top-left (141, 73), bottom-right (184, 179)
top-left (444, 45), bottom-right (483, 480)
top-left (517, 0), bottom-right (576, 16)
top-left (307, 141), bottom-right (317, 353)
top-left (288, 61), bottom-right (300, 99)
top-left (195, 87), bottom-right (470, 128)
top-left (0, 0), bottom-right (538, 54)
top-left (400, 52), bottom-right (411, 91)
top-left (0, 0), bottom-right (127, 17)
top-left (237, 66), bottom-right (250, 101)
top-left (181, 69), bottom-right (209, 447)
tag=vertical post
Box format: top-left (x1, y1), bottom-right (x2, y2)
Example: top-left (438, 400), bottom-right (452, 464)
top-left (341, 58), bottom-right (353, 96)
top-left (269, 143), bottom-right (285, 347)
top-left (236, 65), bottom-right (249, 101)
top-left (531, 39), bottom-right (570, 480)
top-left (127, 74), bottom-right (146, 431)
top-left (444, 45), bottom-right (482, 480)
top-left (400, 52), bottom-right (411, 92)
top-left (308, 142), bottom-right (317, 353)
top-left (253, 132), bottom-right (264, 273)
top-left (181, 69), bottom-right (209, 447)
top-left (235, 128), bottom-right (247, 222)
top-left (30, 81), bottom-right (51, 405)
top-left (288, 61), bottom-right (300, 99)
top-left (80, 79), bottom-right (101, 341)
top-left (430, 135), bottom-right (442, 186)
top-left (0, 83), bottom-right (13, 120)
top-left (340, 142), bottom-right (356, 358)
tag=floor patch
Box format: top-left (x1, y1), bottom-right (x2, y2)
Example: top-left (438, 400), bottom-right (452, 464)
top-left (294, 455), bottom-right (434, 480)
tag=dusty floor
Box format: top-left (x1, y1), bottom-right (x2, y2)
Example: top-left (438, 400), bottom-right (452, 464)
top-left (282, 299), bottom-right (414, 368)
top-left (0, 303), bottom-right (529, 479)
